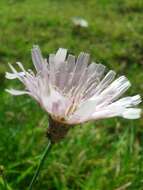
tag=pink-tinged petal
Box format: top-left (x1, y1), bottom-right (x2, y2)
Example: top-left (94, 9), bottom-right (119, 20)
top-left (53, 49), bottom-right (68, 90)
top-left (31, 45), bottom-right (44, 72)
top-left (64, 54), bottom-right (76, 93)
top-left (51, 102), bottom-right (60, 115)
top-left (49, 54), bottom-right (56, 85)
top-left (56, 61), bottom-right (68, 91)
top-left (68, 53), bottom-right (89, 90)
top-left (81, 63), bottom-right (106, 100)
top-left (54, 61), bottom-right (66, 90)
top-left (38, 83), bottom-right (69, 116)
top-left (71, 53), bottom-right (89, 91)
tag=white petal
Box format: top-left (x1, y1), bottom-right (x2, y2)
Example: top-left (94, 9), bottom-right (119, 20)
top-left (6, 89), bottom-right (29, 95)
top-left (16, 62), bottom-right (26, 72)
top-left (96, 76), bottom-right (131, 102)
top-left (55, 48), bottom-right (67, 63)
top-left (72, 17), bottom-right (88, 27)
top-left (112, 95), bottom-right (141, 107)
top-left (72, 100), bottom-right (95, 119)
top-left (8, 63), bottom-right (17, 73)
top-left (122, 108), bottom-right (142, 119)
top-left (82, 70), bottom-right (114, 101)
top-left (67, 54), bottom-right (76, 72)
top-left (5, 72), bottom-right (25, 79)
top-left (71, 93), bottom-right (142, 123)
top-left (7, 63), bottom-right (25, 82)
top-left (91, 105), bottom-right (142, 121)
top-left (90, 70), bottom-right (116, 99)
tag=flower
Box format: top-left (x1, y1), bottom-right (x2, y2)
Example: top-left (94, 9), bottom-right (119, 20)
top-left (72, 17), bottom-right (88, 28)
top-left (6, 46), bottom-right (142, 125)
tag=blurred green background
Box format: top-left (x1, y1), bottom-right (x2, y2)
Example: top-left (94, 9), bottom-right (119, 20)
top-left (0, 0), bottom-right (143, 189)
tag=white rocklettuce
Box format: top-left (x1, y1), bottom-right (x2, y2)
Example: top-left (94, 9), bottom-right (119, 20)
top-left (6, 45), bottom-right (142, 124)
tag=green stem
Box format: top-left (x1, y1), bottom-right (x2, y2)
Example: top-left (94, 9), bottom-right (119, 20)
top-left (28, 140), bottom-right (52, 190)
top-left (0, 166), bottom-right (8, 190)
top-left (2, 172), bottom-right (8, 190)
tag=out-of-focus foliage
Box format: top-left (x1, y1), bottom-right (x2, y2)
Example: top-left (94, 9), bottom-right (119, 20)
top-left (0, 0), bottom-right (143, 189)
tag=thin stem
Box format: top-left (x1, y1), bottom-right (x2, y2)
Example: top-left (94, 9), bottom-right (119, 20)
top-left (0, 166), bottom-right (8, 190)
top-left (28, 140), bottom-right (52, 190)
top-left (2, 172), bottom-right (8, 190)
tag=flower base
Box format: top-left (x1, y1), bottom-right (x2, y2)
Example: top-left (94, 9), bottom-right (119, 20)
top-left (47, 116), bottom-right (71, 143)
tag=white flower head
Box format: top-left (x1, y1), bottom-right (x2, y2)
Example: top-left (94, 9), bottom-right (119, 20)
top-left (6, 46), bottom-right (142, 125)
top-left (72, 17), bottom-right (88, 28)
